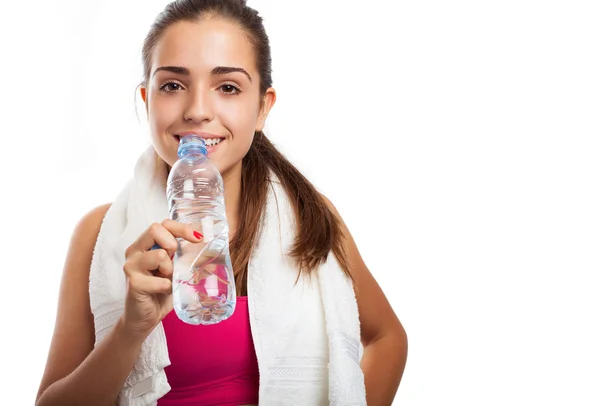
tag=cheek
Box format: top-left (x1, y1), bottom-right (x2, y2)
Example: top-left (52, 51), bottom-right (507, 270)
top-left (149, 97), bottom-right (178, 131)
top-left (211, 99), bottom-right (259, 172)
top-left (217, 98), bottom-right (260, 139)
top-left (147, 96), bottom-right (180, 166)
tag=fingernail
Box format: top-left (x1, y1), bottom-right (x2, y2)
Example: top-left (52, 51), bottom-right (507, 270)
top-left (170, 253), bottom-right (174, 260)
top-left (193, 231), bottom-right (203, 240)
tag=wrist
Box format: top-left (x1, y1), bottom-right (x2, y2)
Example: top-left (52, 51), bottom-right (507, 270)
top-left (114, 316), bottom-right (150, 350)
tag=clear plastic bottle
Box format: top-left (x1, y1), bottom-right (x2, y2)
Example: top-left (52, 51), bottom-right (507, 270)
top-left (167, 134), bottom-right (236, 325)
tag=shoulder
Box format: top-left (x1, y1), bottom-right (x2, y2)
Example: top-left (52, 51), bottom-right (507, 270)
top-left (68, 203), bottom-right (113, 255)
top-left (60, 203), bottom-right (113, 308)
top-left (320, 194), bottom-right (351, 241)
top-left (320, 193), bottom-right (337, 213)
top-left (319, 193), bottom-right (355, 260)
top-left (320, 193), bottom-right (343, 222)
top-left (75, 203), bottom-right (112, 237)
top-left (83, 203), bottom-right (112, 223)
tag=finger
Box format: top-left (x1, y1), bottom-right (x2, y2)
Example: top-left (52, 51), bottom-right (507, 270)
top-left (125, 222), bottom-right (174, 258)
top-left (128, 273), bottom-right (172, 296)
top-left (130, 220), bottom-right (203, 256)
top-left (161, 219), bottom-right (204, 243)
top-left (125, 249), bottom-right (174, 278)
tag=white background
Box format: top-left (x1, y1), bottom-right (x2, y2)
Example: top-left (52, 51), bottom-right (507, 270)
top-left (0, 0), bottom-right (599, 404)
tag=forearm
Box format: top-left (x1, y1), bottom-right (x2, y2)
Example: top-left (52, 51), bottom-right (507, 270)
top-left (36, 318), bottom-right (146, 406)
top-left (361, 327), bottom-right (408, 406)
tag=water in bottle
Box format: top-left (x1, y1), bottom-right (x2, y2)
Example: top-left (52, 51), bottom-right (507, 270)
top-left (167, 134), bottom-right (236, 325)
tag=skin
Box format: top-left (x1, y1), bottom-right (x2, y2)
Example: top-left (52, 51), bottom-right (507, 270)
top-left (36, 16), bottom-right (407, 406)
top-left (142, 16), bottom-right (276, 236)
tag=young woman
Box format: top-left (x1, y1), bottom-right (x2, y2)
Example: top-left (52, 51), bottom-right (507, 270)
top-left (36, 1), bottom-right (407, 405)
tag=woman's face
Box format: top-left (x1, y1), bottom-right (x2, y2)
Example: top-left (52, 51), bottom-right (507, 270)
top-left (141, 17), bottom-right (275, 177)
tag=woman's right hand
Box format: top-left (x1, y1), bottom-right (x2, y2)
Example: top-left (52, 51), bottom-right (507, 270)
top-left (121, 219), bottom-right (202, 338)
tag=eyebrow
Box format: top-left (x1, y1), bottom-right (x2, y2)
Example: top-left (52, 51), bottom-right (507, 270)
top-left (152, 65), bottom-right (252, 82)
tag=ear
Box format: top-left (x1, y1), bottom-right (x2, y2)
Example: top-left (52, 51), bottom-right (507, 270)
top-left (255, 87), bottom-right (276, 132)
top-left (139, 86), bottom-right (149, 116)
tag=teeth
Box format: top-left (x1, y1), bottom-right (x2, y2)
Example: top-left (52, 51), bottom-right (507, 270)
top-left (205, 138), bottom-right (222, 146)
top-left (176, 136), bottom-right (222, 146)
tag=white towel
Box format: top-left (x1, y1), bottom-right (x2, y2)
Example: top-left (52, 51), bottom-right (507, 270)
top-left (89, 145), bottom-right (367, 405)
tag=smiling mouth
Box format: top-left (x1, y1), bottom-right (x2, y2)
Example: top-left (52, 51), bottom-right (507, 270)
top-left (174, 135), bottom-right (224, 147)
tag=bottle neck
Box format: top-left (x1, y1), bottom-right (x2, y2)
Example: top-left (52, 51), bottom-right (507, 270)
top-left (178, 145), bottom-right (207, 158)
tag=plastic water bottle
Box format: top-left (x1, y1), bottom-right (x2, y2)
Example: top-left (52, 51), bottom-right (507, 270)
top-left (166, 134), bottom-right (236, 325)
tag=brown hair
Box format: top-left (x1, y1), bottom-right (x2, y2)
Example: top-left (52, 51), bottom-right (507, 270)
top-left (141, 0), bottom-right (352, 295)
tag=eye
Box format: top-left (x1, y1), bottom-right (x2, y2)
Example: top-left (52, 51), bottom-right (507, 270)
top-left (219, 83), bottom-right (241, 95)
top-left (159, 81), bottom-right (183, 93)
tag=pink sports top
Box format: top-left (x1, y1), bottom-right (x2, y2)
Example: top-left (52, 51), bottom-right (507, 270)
top-left (157, 297), bottom-right (259, 406)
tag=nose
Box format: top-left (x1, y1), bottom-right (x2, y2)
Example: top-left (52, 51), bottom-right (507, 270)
top-left (183, 87), bottom-right (214, 123)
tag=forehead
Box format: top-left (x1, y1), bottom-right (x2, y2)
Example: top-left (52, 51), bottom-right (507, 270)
top-left (152, 17), bottom-right (256, 76)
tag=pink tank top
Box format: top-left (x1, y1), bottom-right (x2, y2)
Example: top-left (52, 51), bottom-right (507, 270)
top-left (157, 297), bottom-right (259, 406)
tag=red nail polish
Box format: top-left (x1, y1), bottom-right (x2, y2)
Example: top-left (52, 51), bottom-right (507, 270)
top-left (170, 253), bottom-right (174, 260)
top-left (193, 231), bottom-right (203, 240)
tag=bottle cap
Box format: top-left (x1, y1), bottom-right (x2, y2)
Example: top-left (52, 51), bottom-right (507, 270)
top-left (178, 135), bottom-right (207, 157)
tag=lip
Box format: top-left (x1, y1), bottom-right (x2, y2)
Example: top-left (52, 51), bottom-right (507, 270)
top-left (204, 140), bottom-right (224, 156)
